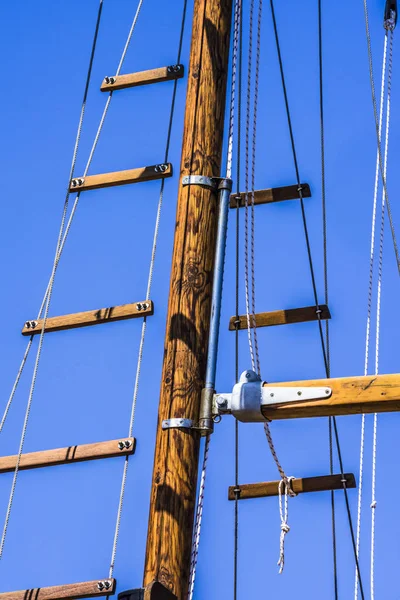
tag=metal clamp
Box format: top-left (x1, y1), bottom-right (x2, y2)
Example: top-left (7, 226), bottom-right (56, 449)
top-left (167, 64), bottom-right (183, 73)
top-left (182, 175), bottom-right (232, 192)
top-left (162, 418), bottom-right (194, 430)
top-left (213, 369), bottom-right (332, 423)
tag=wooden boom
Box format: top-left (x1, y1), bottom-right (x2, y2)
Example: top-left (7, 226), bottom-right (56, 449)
top-left (262, 374), bottom-right (400, 420)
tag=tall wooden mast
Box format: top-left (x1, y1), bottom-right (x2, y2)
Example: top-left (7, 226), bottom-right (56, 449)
top-left (143, 0), bottom-right (233, 597)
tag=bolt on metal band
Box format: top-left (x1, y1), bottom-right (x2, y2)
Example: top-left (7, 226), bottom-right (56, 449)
top-left (136, 302), bottom-right (149, 311)
top-left (118, 440), bottom-right (132, 450)
top-left (97, 581), bottom-right (112, 591)
top-left (71, 178), bottom-right (84, 188)
top-left (154, 164), bottom-right (168, 173)
top-left (167, 64), bottom-right (183, 73)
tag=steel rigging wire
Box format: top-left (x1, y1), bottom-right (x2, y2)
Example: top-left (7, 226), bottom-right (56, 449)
top-left (269, 0), bottom-right (365, 597)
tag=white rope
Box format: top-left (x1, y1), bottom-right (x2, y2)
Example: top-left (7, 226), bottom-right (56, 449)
top-left (188, 435), bottom-right (211, 600)
top-left (244, 0), bottom-right (257, 373)
top-left (108, 0), bottom-right (189, 575)
top-left (0, 0), bottom-right (142, 437)
top-left (371, 23), bottom-right (393, 600)
top-left (355, 16), bottom-right (395, 598)
top-left (0, 0), bottom-right (145, 560)
top-left (277, 477), bottom-right (296, 574)
top-left (187, 1), bottom-right (242, 595)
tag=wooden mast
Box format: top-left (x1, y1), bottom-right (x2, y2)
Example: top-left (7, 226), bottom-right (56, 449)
top-left (143, 0), bottom-right (233, 597)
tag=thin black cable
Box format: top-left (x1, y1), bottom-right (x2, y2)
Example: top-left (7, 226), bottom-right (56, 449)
top-left (318, 1), bottom-right (338, 596)
top-left (270, 2), bottom-right (365, 598)
top-left (234, 2), bottom-right (243, 599)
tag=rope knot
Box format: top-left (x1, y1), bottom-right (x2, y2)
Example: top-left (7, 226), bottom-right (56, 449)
top-left (281, 522), bottom-right (290, 534)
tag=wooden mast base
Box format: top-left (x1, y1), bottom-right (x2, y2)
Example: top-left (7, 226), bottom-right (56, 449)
top-left (118, 583), bottom-right (177, 600)
top-left (0, 579), bottom-right (116, 600)
top-left (228, 473), bottom-right (356, 500)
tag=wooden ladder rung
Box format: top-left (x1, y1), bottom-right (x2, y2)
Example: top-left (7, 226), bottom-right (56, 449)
top-left (228, 473), bottom-right (356, 500)
top-left (229, 305), bottom-right (331, 330)
top-left (230, 183), bottom-right (311, 208)
top-left (0, 579), bottom-right (116, 600)
top-left (0, 438), bottom-right (135, 474)
top-left (69, 163), bottom-right (172, 192)
top-left (22, 300), bottom-right (153, 336)
top-left (100, 65), bottom-right (184, 92)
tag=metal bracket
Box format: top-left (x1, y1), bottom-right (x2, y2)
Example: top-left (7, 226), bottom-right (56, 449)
top-left (162, 418), bottom-right (194, 430)
top-left (182, 175), bottom-right (232, 192)
top-left (213, 369), bottom-right (332, 423)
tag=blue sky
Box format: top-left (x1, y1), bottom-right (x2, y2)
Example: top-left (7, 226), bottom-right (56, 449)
top-left (0, 0), bottom-right (400, 599)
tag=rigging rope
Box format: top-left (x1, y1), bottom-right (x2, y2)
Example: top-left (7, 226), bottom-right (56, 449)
top-left (318, 1), bottom-right (338, 595)
top-left (270, 0), bottom-right (364, 590)
top-left (355, 13), bottom-right (395, 599)
top-left (0, 0), bottom-right (146, 560)
top-left (362, 0), bottom-right (400, 275)
top-left (108, 0), bottom-right (188, 579)
top-left (233, 2), bottom-right (243, 598)
top-left (0, 0), bottom-right (104, 436)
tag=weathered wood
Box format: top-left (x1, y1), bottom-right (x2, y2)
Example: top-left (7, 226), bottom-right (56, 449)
top-left (0, 438), bottom-right (135, 474)
top-left (262, 374), bottom-right (400, 420)
top-left (22, 301), bottom-right (153, 335)
top-left (100, 65), bottom-right (184, 92)
top-left (143, 0), bottom-right (233, 596)
top-left (0, 579), bottom-right (116, 600)
top-left (229, 183), bottom-right (311, 208)
top-left (228, 473), bottom-right (356, 500)
top-left (229, 304), bottom-right (331, 330)
top-left (144, 582), bottom-right (177, 600)
top-left (69, 164), bottom-right (172, 192)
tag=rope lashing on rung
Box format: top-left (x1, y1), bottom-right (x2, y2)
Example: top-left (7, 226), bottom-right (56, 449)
top-left (277, 477), bottom-right (297, 574)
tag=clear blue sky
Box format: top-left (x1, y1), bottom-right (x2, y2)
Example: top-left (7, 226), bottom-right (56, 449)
top-left (0, 0), bottom-right (399, 598)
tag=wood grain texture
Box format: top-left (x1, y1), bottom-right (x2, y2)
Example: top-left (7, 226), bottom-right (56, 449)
top-left (22, 301), bottom-right (153, 335)
top-left (0, 438), bottom-right (135, 474)
top-left (229, 183), bottom-right (311, 208)
top-left (229, 304), bottom-right (331, 330)
top-left (262, 374), bottom-right (400, 420)
top-left (143, 0), bottom-right (233, 597)
top-left (100, 66), bottom-right (184, 92)
top-left (144, 582), bottom-right (177, 600)
top-left (228, 473), bottom-right (356, 500)
top-left (69, 164), bottom-right (172, 192)
top-left (0, 579), bottom-right (116, 600)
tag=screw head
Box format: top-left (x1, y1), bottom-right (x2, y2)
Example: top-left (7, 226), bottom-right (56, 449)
top-left (297, 391), bottom-right (302, 396)
top-left (118, 441), bottom-right (125, 450)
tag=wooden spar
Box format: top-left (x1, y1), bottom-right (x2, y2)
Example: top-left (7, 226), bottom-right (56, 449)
top-left (69, 164), bottom-right (172, 192)
top-left (0, 438), bottom-right (135, 474)
top-left (261, 374), bottom-right (400, 420)
top-left (0, 580), bottom-right (116, 600)
top-left (228, 305), bottom-right (331, 330)
top-left (143, 0), bottom-right (233, 596)
top-left (100, 66), bottom-right (184, 92)
top-left (22, 301), bottom-right (153, 335)
top-left (228, 473), bottom-right (356, 500)
top-left (230, 183), bottom-right (311, 208)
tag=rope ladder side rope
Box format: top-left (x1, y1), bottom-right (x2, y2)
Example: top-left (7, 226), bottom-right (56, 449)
top-left (0, 0), bottom-right (147, 561)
